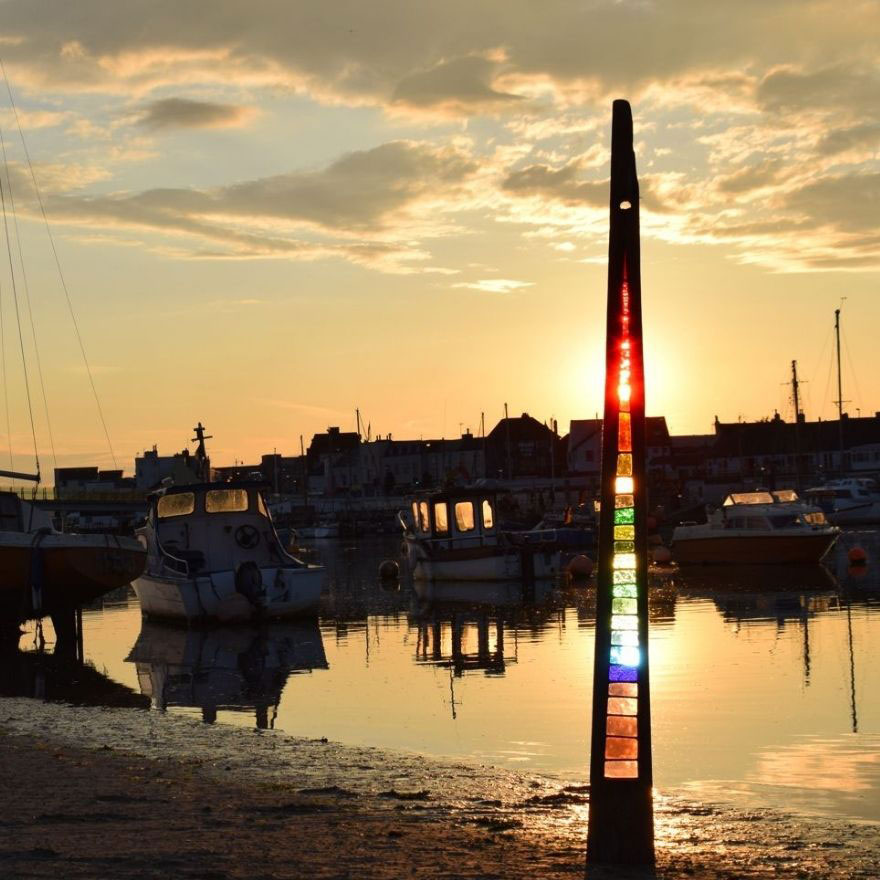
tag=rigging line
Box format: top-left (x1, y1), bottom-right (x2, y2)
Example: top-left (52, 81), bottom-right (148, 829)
top-left (0, 123), bottom-right (56, 473)
top-left (0, 232), bottom-right (12, 485)
top-left (0, 56), bottom-right (117, 470)
top-left (0, 174), bottom-right (40, 478)
top-left (819, 342), bottom-right (834, 422)
top-left (841, 331), bottom-right (864, 417)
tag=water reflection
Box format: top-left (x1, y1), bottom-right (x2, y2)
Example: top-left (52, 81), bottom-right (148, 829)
top-left (1, 639), bottom-right (148, 708)
top-left (126, 621), bottom-right (328, 728)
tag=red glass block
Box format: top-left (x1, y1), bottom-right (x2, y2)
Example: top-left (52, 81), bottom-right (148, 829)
top-left (618, 413), bottom-right (632, 451)
top-left (605, 760), bottom-right (638, 778)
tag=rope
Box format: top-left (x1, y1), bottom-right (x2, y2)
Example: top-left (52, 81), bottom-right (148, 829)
top-left (0, 171), bottom-right (40, 481)
top-left (0, 233), bottom-right (11, 483)
top-left (0, 56), bottom-right (117, 469)
top-left (0, 124), bottom-right (57, 473)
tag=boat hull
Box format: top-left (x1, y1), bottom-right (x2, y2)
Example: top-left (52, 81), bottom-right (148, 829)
top-left (133, 564), bottom-right (323, 623)
top-left (0, 532), bottom-right (146, 622)
top-left (405, 538), bottom-right (561, 582)
top-left (672, 533), bottom-right (837, 565)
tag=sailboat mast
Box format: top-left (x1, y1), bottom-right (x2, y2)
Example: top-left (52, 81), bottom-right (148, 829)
top-left (834, 309), bottom-right (845, 475)
top-left (791, 360), bottom-right (802, 491)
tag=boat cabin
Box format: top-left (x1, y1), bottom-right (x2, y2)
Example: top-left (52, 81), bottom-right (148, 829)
top-left (409, 488), bottom-right (498, 543)
top-left (148, 483), bottom-right (288, 574)
top-left (718, 491), bottom-right (827, 530)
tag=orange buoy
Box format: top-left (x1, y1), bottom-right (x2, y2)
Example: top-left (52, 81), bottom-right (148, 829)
top-left (652, 545), bottom-right (672, 564)
top-left (567, 554), bottom-right (594, 578)
top-left (848, 546), bottom-right (868, 565)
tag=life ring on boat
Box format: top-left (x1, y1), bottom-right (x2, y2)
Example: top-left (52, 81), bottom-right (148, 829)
top-left (234, 524), bottom-right (261, 549)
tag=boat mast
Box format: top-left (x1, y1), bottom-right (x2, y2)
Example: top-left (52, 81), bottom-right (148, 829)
top-left (834, 308), bottom-right (846, 475)
top-left (791, 360), bottom-right (802, 491)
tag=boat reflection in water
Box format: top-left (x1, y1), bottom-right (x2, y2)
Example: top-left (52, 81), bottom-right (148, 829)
top-left (410, 580), bottom-right (558, 682)
top-left (1, 640), bottom-right (149, 708)
top-left (126, 621), bottom-right (328, 728)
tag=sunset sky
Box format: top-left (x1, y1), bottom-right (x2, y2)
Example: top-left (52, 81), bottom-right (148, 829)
top-left (0, 1), bottom-right (877, 473)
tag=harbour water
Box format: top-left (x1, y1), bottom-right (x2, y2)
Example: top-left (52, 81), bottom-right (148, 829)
top-left (9, 530), bottom-right (879, 834)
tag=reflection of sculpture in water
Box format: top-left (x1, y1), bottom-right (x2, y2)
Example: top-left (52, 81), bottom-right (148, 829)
top-left (127, 621), bottom-right (328, 729)
top-left (415, 613), bottom-right (509, 678)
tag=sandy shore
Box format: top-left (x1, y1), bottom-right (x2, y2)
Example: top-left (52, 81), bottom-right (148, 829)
top-left (1, 698), bottom-right (878, 879)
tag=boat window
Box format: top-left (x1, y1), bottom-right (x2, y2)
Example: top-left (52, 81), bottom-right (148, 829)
top-left (803, 511), bottom-right (827, 525)
top-left (482, 499), bottom-right (495, 530)
top-left (725, 492), bottom-right (774, 506)
top-left (418, 501), bottom-right (430, 533)
top-left (772, 489), bottom-right (798, 503)
top-left (411, 502), bottom-right (419, 528)
top-left (256, 494), bottom-right (269, 518)
top-left (205, 488), bottom-right (250, 513)
top-left (455, 501), bottom-right (475, 532)
top-left (434, 502), bottom-right (449, 535)
top-left (157, 492), bottom-right (195, 518)
top-left (768, 514), bottom-right (799, 529)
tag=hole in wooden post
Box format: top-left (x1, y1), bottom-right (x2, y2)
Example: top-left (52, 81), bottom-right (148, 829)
top-left (620, 200), bottom-right (632, 210)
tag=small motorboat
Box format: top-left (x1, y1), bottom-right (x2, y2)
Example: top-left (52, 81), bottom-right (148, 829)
top-left (804, 479), bottom-right (880, 525)
top-left (0, 491), bottom-right (146, 624)
top-left (671, 490), bottom-right (839, 565)
top-left (401, 485), bottom-right (563, 582)
top-left (133, 482), bottom-right (323, 622)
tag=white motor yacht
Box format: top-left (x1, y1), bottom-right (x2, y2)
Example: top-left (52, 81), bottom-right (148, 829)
top-left (672, 490), bottom-right (839, 565)
top-left (133, 482), bottom-right (323, 623)
top-left (804, 479), bottom-right (880, 525)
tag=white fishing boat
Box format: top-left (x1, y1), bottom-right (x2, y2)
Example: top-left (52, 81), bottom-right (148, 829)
top-left (401, 486), bottom-right (563, 582)
top-left (672, 490), bottom-right (839, 565)
top-left (133, 482), bottom-right (323, 623)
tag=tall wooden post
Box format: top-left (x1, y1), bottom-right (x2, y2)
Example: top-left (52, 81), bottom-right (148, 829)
top-left (586, 99), bottom-right (655, 867)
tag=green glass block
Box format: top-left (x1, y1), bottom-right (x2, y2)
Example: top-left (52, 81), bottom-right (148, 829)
top-left (614, 540), bottom-right (635, 553)
top-left (614, 525), bottom-right (635, 540)
top-left (611, 613), bottom-right (638, 631)
top-left (613, 584), bottom-right (637, 598)
top-left (614, 507), bottom-right (635, 525)
top-left (613, 570), bottom-right (637, 585)
top-left (612, 598), bottom-right (637, 615)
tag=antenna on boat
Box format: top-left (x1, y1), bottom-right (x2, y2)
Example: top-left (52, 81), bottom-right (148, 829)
top-left (192, 422), bottom-right (212, 482)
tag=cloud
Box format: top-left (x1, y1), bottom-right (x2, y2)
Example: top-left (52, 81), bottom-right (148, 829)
top-left (716, 159), bottom-right (784, 194)
top-left (391, 56), bottom-right (523, 114)
top-left (817, 123), bottom-right (880, 157)
top-left (502, 161), bottom-right (607, 207)
top-left (452, 279), bottom-right (533, 293)
top-left (133, 97), bottom-right (254, 130)
top-left (32, 140), bottom-right (478, 268)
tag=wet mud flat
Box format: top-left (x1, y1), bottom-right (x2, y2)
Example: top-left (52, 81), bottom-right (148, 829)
top-left (1, 700), bottom-right (878, 880)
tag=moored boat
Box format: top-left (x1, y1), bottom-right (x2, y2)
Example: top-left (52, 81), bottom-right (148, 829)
top-left (804, 479), bottom-right (880, 526)
top-left (401, 485), bottom-right (563, 582)
top-left (671, 490), bottom-right (839, 565)
top-left (133, 482), bottom-right (323, 623)
top-left (0, 491), bottom-right (146, 624)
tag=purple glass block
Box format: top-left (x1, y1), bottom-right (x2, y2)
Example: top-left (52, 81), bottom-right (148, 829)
top-left (609, 664), bottom-right (638, 682)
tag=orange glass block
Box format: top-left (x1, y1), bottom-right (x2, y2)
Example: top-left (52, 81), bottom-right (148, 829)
top-left (609, 682), bottom-right (638, 698)
top-left (615, 476), bottom-right (634, 494)
top-left (605, 760), bottom-right (638, 779)
top-left (615, 494), bottom-right (634, 508)
top-left (616, 453), bottom-right (633, 476)
top-left (605, 737), bottom-right (638, 759)
top-left (607, 696), bottom-right (638, 715)
top-left (606, 715), bottom-right (638, 737)
top-left (618, 413), bottom-right (632, 451)
top-left (618, 383), bottom-right (631, 404)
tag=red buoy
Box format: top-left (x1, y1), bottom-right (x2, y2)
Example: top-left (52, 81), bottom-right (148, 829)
top-left (652, 545), bottom-right (672, 565)
top-left (848, 546), bottom-right (868, 565)
top-left (567, 554), bottom-right (594, 578)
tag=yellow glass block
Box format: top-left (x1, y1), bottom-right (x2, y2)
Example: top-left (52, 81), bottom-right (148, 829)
top-left (614, 525), bottom-right (635, 540)
top-left (612, 553), bottom-right (636, 569)
top-left (618, 383), bottom-right (631, 404)
top-left (616, 453), bottom-right (633, 476)
top-left (615, 476), bottom-right (634, 494)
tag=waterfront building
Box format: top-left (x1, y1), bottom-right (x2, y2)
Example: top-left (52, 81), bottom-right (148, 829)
top-left (135, 446), bottom-right (206, 490)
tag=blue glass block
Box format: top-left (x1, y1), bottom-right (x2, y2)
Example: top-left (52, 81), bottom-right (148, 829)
top-left (613, 584), bottom-right (637, 598)
top-left (612, 598), bottom-right (637, 614)
top-left (613, 570), bottom-right (637, 585)
top-left (609, 664), bottom-right (638, 682)
top-left (611, 630), bottom-right (639, 646)
top-left (610, 645), bottom-right (640, 667)
top-left (614, 507), bottom-right (635, 525)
